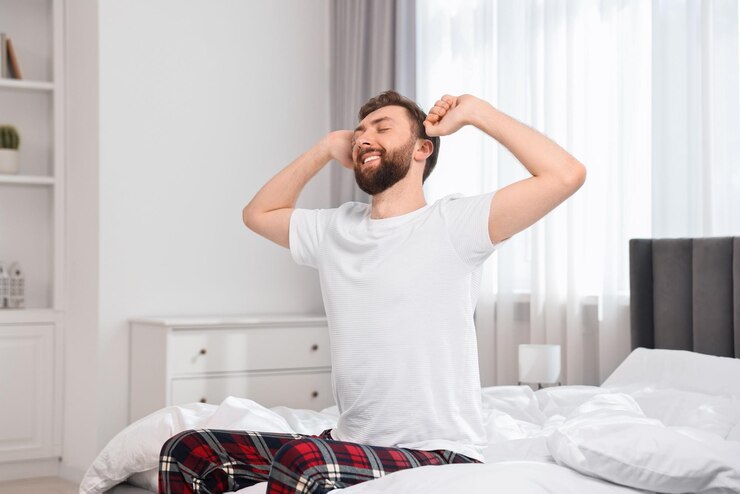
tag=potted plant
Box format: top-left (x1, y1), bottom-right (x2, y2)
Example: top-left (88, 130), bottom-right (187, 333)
top-left (0, 125), bottom-right (20, 174)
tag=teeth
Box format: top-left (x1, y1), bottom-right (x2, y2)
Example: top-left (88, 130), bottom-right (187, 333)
top-left (363, 156), bottom-right (380, 164)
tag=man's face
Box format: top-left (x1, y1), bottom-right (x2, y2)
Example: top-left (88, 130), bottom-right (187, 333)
top-left (351, 105), bottom-right (418, 196)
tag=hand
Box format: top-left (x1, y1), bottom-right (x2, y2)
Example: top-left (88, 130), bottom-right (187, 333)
top-left (321, 130), bottom-right (354, 169)
top-left (423, 94), bottom-right (482, 137)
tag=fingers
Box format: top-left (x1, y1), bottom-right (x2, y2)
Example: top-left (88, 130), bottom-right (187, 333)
top-left (425, 94), bottom-right (456, 124)
top-left (425, 103), bottom-right (446, 124)
top-left (423, 119), bottom-right (441, 137)
top-left (436, 95), bottom-right (456, 109)
top-left (325, 130), bottom-right (356, 169)
top-left (428, 106), bottom-right (447, 117)
top-left (429, 99), bottom-right (450, 114)
top-left (425, 113), bottom-right (441, 123)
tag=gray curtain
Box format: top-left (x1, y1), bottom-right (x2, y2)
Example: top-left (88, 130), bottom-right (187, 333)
top-left (329, 0), bottom-right (416, 206)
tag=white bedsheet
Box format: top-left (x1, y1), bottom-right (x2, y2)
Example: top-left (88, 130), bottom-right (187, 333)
top-left (237, 461), bottom-right (652, 494)
top-left (81, 348), bottom-right (740, 494)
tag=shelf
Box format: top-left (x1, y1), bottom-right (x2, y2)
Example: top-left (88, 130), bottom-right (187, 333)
top-left (0, 78), bottom-right (54, 92)
top-left (0, 175), bottom-right (55, 186)
top-left (0, 309), bottom-right (61, 325)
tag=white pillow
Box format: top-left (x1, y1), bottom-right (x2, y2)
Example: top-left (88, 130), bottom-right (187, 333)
top-left (603, 347), bottom-right (740, 397)
top-left (80, 398), bottom-right (339, 494)
top-left (548, 393), bottom-right (740, 493)
top-left (127, 469), bottom-right (158, 492)
top-left (728, 420), bottom-right (740, 442)
top-left (80, 402), bottom-right (217, 494)
top-left (610, 386), bottom-right (740, 438)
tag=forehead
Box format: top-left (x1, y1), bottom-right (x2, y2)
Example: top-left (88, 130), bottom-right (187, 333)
top-left (355, 105), bottom-right (412, 133)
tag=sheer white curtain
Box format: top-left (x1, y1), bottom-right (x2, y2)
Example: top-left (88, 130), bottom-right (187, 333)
top-left (416, 0), bottom-right (740, 386)
top-left (652, 0), bottom-right (740, 237)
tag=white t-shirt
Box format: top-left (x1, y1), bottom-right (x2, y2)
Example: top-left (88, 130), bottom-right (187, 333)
top-left (289, 192), bottom-right (500, 461)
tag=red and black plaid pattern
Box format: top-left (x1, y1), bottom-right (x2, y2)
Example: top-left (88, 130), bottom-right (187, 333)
top-left (158, 428), bottom-right (480, 494)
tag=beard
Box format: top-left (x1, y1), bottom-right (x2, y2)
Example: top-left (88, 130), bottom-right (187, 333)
top-left (353, 137), bottom-right (416, 196)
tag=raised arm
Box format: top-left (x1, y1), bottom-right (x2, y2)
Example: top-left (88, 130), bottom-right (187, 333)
top-left (424, 94), bottom-right (586, 244)
top-left (242, 131), bottom-right (354, 248)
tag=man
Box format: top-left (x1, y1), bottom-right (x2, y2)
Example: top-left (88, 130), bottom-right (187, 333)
top-left (158, 91), bottom-right (585, 494)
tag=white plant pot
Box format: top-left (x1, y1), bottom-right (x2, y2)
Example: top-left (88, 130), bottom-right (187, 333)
top-left (0, 149), bottom-right (19, 174)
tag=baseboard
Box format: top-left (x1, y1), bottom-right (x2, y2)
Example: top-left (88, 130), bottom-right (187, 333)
top-left (0, 457), bottom-right (60, 481)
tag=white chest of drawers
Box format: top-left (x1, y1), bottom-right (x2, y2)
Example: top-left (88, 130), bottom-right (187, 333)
top-left (129, 315), bottom-right (333, 422)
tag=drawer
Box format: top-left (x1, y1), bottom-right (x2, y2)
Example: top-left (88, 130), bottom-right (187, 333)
top-left (170, 371), bottom-right (334, 411)
top-left (169, 326), bottom-right (330, 375)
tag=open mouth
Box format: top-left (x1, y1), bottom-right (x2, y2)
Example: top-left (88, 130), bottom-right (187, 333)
top-left (358, 150), bottom-right (383, 167)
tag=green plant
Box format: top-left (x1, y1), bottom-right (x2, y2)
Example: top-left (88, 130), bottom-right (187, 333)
top-left (0, 126), bottom-right (20, 150)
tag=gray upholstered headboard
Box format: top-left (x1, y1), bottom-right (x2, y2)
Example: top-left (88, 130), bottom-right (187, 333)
top-left (629, 237), bottom-right (740, 358)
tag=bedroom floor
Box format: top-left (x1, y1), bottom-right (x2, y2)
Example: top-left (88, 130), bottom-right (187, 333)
top-left (0, 477), bottom-right (78, 494)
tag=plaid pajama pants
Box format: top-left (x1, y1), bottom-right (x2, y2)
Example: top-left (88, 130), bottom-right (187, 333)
top-left (158, 428), bottom-right (480, 494)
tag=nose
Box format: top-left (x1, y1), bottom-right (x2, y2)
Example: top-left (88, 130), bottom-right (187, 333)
top-left (353, 137), bottom-right (371, 157)
top-left (354, 140), bottom-right (374, 164)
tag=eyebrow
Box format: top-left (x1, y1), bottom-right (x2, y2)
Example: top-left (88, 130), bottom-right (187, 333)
top-left (353, 116), bottom-right (394, 135)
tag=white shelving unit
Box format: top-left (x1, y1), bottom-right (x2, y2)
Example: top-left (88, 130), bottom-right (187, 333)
top-left (0, 174), bottom-right (55, 186)
top-left (0, 79), bottom-right (54, 91)
top-left (0, 0), bottom-right (64, 480)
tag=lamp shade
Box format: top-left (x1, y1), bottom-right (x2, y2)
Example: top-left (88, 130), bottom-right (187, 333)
top-left (518, 344), bottom-right (561, 383)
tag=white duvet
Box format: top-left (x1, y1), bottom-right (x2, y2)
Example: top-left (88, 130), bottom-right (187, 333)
top-left (81, 348), bottom-right (740, 494)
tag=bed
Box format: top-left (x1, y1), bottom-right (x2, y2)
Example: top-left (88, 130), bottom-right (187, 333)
top-left (84, 237), bottom-right (740, 494)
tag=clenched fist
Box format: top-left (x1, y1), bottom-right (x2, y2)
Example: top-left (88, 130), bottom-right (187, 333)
top-left (423, 94), bottom-right (486, 137)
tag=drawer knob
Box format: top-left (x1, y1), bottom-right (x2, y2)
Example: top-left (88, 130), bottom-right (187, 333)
top-left (311, 391), bottom-right (319, 398)
top-left (199, 398), bottom-right (207, 403)
top-left (311, 344), bottom-right (319, 351)
top-left (199, 348), bottom-right (207, 355)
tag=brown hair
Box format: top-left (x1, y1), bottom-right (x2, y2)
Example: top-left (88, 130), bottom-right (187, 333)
top-left (358, 90), bottom-right (440, 183)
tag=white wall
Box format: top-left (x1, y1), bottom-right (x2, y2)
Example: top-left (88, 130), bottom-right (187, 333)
top-left (63, 0), bottom-right (100, 480)
top-left (64, 0), bottom-right (331, 480)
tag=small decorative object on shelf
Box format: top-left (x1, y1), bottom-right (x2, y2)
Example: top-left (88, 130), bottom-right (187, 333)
top-left (0, 262), bottom-right (9, 308)
top-left (8, 261), bottom-right (25, 309)
top-left (0, 32), bottom-right (7, 78)
top-left (1, 32), bottom-right (22, 79)
top-left (0, 125), bottom-right (20, 174)
top-left (5, 37), bottom-right (23, 79)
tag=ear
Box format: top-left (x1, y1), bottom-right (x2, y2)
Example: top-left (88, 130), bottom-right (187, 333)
top-left (413, 139), bottom-right (434, 162)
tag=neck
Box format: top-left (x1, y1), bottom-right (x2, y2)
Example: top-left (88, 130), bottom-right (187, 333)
top-left (369, 170), bottom-right (426, 219)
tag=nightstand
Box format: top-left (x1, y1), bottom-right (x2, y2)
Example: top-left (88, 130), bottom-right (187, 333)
top-left (129, 314), bottom-right (333, 422)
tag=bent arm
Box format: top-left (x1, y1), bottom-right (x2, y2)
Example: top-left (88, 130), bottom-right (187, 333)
top-left (425, 95), bottom-right (586, 244)
top-left (473, 101), bottom-right (586, 244)
top-left (243, 132), bottom-right (351, 248)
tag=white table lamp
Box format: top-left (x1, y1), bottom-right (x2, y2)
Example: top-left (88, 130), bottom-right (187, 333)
top-left (518, 344), bottom-right (561, 388)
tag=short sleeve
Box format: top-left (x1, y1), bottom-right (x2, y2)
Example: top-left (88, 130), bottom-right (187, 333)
top-left (442, 192), bottom-right (499, 266)
top-left (289, 208), bottom-right (336, 268)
